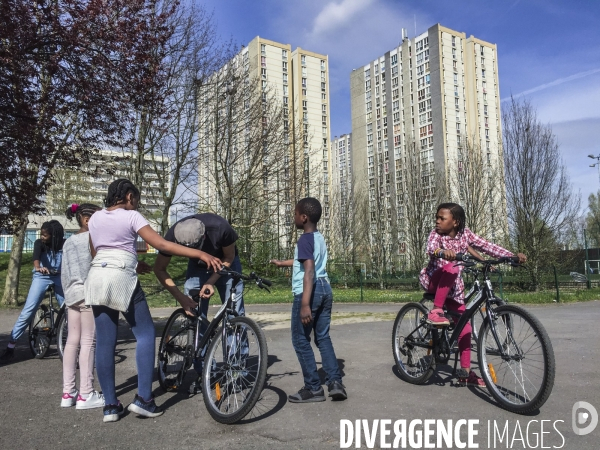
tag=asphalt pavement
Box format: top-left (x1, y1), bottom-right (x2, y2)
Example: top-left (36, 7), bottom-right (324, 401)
top-left (0, 301), bottom-right (598, 449)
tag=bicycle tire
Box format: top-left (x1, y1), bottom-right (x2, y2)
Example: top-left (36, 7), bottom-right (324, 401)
top-left (28, 302), bottom-right (52, 359)
top-left (202, 316), bottom-right (268, 424)
top-left (392, 302), bottom-right (435, 384)
top-left (478, 304), bottom-right (555, 414)
top-left (157, 308), bottom-right (194, 392)
top-left (57, 307), bottom-right (68, 361)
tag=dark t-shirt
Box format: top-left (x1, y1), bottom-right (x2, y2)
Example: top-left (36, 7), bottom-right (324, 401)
top-left (33, 238), bottom-right (64, 261)
top-left (160, 213), bottom-right (239, 279)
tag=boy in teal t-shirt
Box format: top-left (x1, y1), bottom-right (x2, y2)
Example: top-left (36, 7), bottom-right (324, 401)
top-left (270, 197), bottom-right (347, 403)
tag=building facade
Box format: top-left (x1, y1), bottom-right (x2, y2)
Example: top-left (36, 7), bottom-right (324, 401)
top-left (197, 37), bottom-right (332, 255)
top-left (45, 149), bottom-right (170, 232)
top-left (331, 134), bottom-right (353, 208)
top-left (350, 24), bottom-right (506, 268)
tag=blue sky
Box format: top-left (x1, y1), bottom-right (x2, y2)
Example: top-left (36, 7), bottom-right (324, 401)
top-left (202, 0), bottom-right (600, 207)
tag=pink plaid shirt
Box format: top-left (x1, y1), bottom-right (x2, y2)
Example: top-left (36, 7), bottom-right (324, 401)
top-left (419, 228), bottom-right (513, 303)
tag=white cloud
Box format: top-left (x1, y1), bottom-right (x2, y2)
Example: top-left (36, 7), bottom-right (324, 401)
top-left (502, 68), bottom-right (600, 102)
top-left (311, 0), bottom-right (376, 36)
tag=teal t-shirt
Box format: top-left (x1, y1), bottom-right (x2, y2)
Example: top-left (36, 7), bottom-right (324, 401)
top-left (292, 231), bottom-right (328, 295)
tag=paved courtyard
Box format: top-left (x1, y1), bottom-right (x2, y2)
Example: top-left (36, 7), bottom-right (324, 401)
top-left (0, 301), bottom-right (598, 449)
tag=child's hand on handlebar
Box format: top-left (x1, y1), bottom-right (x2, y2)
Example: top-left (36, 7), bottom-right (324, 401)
top-left (197, 252), bottom-right (223, 272)
top-left (443, 249), bottom-right (457, 261)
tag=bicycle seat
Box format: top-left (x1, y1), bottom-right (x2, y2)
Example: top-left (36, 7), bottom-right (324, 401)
top-left (46, 285), bottom-right (54, 293)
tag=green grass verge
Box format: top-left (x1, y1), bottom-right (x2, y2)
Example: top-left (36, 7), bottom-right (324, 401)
top-left (2, 253), bottom-right (599, 309)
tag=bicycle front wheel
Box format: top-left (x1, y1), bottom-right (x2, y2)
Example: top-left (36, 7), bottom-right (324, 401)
top-left (202, 316), bottom-right (268, 424)
top-left (157, 308), bottom-right (194, 392)
top-left (28, 302), bottom-right (52, 359)
top-left (57, 307), bottom-right (68, 361)
top-left (478, 305), bottom-right (555, 414)
top-left (392, 302), bottom-right (435, 384)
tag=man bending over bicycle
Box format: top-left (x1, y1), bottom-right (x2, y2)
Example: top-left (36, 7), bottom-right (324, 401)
top-left (153, 213), bottom-right (245, 384)
top-left (420, 203), bottom-right (526, 387)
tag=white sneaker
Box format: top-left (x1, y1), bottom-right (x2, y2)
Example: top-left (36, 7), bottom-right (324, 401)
top-left (76, 390), bottom-right (105, 410)
top-left (61, 390), bottom-right (78, 407)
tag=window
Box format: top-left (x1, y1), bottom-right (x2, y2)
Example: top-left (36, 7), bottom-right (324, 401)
top-left (261, 68), bottom-right (267, 78)
top-left (482, 69), bottom-right (486, 78)
top-left (283, 85), bottom-right (288, 95)
top-left (321, 60), bottom-right (326, 70)
top-left (322, 93), bottom-right (326, 100)
top-left (321, 82), bottom-right (326, 92)
top-left (282, 61), bottom-right (287, 71)
top-left (365, 68), bottom-right (370, 78)
top-left (302, 100), bottom-right (307, 110)
top-left (302, 88), bottom-right (307, 96)
top-left (391, 54), bottom-right (397, 65)
top-left (322, 104), bottom-right (327, 112)
top-left (322, 115), bottom-right (327, 125)
top-left (452, 35), bottom-right (456, 47)
top-left (303, 112), bottom-right (308, 122)
top-left (302, 67), bottom-right (307, 77)
top-left (283, 96), bottom-right (288, 105)
top-left (301, 55), bottom-right (306, 65)
top-left (283, 73), bottom-right (288, 83)
top-left (455, 97), bottom-right (460, 109)
top-left (261, 44), bottom-right (266, 55)
top-left (302, 78), bottom-right (307, 87)
top-left (365, 79), bottom-right (371, 90)
top-left (261, 56), bottom-right (266, 67)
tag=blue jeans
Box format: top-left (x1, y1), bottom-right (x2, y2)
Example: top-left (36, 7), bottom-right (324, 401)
top-left (92, 284), bottom-right (155, 405)
top-left (10, 272), bottom-right (64, 342)
top-left (291, 278), bottom-right (342, 391)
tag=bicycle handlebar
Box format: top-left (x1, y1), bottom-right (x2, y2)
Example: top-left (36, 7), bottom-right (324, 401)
top-left (436, 251), bottom-right (520, 267)
top-left (196, 260), bottom-right (272, 290)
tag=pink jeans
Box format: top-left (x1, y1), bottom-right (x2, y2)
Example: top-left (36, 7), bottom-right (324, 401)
top-left (428, 263), bottom-right (472, 368)
top-left (63, 301), bottom-right (96, 394)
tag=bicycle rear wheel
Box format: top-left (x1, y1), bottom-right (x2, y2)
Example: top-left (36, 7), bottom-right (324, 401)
top-left (28, 302), bottom-right (52, 359)
top-left (157, 308), bottom-right (194, 392)
top-left (57, 307), bottom-right (68, 361)
top-left (392, 302), bottom-right (435, 384)
top-left (478, 305), bottom-right (555, 414)
top-left (202, 316), bottom-right (268, 424)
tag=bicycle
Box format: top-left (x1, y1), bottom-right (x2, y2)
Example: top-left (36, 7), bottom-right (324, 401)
top-left (156, 263), bottom-right (270, 424)
top-left (419, 265), bottom-right (506, 343)
top-left (392, 254), bottom-right (555, 414)
top-left (28, 283), bottom-right (68, 360)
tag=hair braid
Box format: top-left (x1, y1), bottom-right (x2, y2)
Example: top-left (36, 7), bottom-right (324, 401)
top-left (65, 203), bottom-right (101, 227)
top-left (104, 179), bottom-right (140, 208)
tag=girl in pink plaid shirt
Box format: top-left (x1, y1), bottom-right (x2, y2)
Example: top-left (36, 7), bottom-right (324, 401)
top-left (420, 203), bottom-right (526, 386)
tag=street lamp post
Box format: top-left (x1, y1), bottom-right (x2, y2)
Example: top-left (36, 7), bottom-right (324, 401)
top-left (588, 154), bottom-right (600, 183)
top-left (584, 226), bottom-right (591, 289)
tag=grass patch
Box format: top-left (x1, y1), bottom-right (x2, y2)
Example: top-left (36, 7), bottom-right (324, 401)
top-left (2, 253), bottom-right (599, 308)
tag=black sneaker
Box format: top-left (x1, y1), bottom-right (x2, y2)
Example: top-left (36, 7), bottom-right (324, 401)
top-left (328, 380), bottom-right (348, 401)
top-left (0, 347), bottom-right (14, 364)
top-left (288, 386), bottom-right (326, 403)
top-left (127, 394), bottom-right (164, 418)
top-left (103, 402), bottom-right (125, 423)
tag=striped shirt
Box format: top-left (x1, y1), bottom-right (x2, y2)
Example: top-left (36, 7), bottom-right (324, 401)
top-left (419, 228), bottom-right (513, 303)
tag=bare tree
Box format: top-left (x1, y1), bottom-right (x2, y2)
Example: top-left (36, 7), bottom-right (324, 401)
top-left (197, 57), bottom-right (299, 267)
top-left (402, 138), bottom-right (438, 274)
top-left (440, 134), bottom-right (510, 243)
top-left (503, 97), bottom-right (581, 289)
top-left (329, 173), bottom-right (370, 283)
top-left (586, 191), bottom-right (600, 248)
top-left (124, 2), bottom-right (232, 233)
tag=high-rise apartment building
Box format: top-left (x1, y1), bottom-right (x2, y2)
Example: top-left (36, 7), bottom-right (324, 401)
top-left (45, 149), bottom-right (170, 231)
top-left (350, 24), bottom-right (505, 266)
top-left (332, 134), bottom-right (353, 206)
top-left (198, 37), bottom-right (332, 248)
